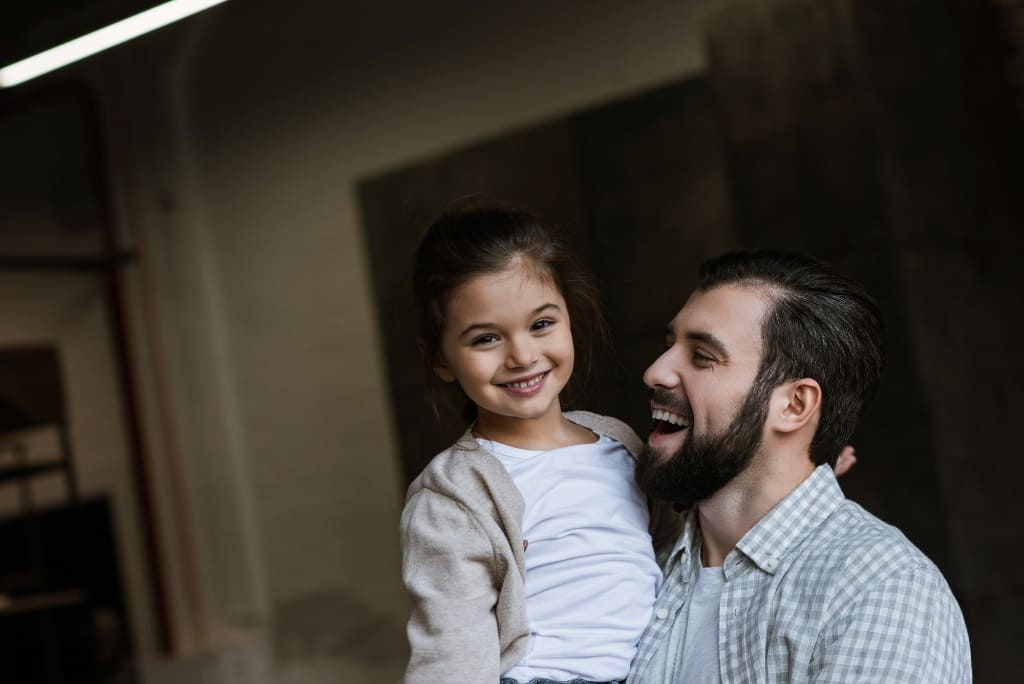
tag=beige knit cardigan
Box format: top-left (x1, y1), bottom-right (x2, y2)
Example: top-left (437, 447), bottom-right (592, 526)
top-left (399, 410), bottom-right (679, 683)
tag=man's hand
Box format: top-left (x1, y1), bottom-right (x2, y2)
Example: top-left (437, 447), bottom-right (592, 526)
top-left (834, 445), bottom-right (857, 477)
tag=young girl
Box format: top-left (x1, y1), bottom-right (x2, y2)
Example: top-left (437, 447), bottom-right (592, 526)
top-left (401, 201), bottom-right (677, 683)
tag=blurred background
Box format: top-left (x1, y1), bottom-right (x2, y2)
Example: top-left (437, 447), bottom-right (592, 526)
top-left (0, 0), bottom-right (1021, 682)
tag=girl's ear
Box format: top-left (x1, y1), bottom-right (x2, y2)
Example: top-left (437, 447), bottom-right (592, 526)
top-left (770, 378), bottom-right (821, 434)
top-left (433, 357), bottom-right (455, 383)
top-left (419, 337), bottom-right (456, 383)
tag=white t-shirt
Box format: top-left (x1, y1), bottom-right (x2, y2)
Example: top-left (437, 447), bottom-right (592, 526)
top-left (678, 560), bottom-right (726, 683)
top-left (481, 433), bottom-right (662, 682)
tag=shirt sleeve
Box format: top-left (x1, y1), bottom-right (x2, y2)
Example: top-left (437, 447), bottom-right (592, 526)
top-left (810, 564), bottom-right (972, 683)
top-left (400, 489), bottom-right (502, 683)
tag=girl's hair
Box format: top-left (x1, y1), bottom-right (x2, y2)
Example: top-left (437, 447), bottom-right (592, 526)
top-left (412, 198), bottom-right (608, 424)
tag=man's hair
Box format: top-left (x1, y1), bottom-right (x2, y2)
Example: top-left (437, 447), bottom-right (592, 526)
top-left (698, 249), bottom-right (885, 465)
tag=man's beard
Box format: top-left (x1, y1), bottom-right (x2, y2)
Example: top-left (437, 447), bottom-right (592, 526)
top-left (635, 380), bottom-right (771, 510)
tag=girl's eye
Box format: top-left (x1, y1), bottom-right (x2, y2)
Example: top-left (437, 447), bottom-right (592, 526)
top-left (531, 318), bottom-right (555, 332)
top-left (471, 334), bottom-right (498, 346)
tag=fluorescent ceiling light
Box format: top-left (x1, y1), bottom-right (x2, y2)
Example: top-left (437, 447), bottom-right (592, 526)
top-left (0, 0), bottom-right (229, 88)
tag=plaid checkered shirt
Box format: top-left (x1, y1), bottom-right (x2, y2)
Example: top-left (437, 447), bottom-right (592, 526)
top-left (629, 465), bottom-right (971, 683)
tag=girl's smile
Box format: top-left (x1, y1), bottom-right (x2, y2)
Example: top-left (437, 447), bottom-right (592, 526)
top-left (432, 262), bottom-right (575, 446)
top-left (499, 370), bottom-right (549, 395)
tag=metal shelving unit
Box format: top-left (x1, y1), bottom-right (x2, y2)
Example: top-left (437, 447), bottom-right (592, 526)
top-left (0, 345), bottom-right (96, 683)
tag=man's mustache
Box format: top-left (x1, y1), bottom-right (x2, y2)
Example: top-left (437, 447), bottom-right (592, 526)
top-left (648, 388), bottom-right (693, 423)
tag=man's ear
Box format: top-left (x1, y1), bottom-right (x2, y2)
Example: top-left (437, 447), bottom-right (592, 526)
top-left (770, 378), bottom-right (821, 434)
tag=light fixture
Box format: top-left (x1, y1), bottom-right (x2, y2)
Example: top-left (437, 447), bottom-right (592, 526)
top-left (0, 0), bottom-right (230, 88)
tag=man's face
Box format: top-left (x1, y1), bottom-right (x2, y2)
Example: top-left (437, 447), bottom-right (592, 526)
top-left (635, 285), bottom-right (771, 507)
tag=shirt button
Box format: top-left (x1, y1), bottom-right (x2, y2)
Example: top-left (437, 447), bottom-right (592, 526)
top-left (765, 557), bottom-right (779, 570)
top-left (656, 608), bottom-right (669, 620)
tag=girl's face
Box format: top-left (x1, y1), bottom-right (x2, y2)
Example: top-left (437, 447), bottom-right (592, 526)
top-left (433, 262), bottom-right (574, 435)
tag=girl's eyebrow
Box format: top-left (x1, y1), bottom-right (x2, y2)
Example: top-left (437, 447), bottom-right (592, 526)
top-left (458, 303), bottom-right (562, 339)
top-left (531, 302), bottom-right (561, 316)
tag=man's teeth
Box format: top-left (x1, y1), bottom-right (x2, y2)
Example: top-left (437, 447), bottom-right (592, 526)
top-left (652, 408), bottom-right (689, 427)
top-left (506, 373), bottom-right (545, 389)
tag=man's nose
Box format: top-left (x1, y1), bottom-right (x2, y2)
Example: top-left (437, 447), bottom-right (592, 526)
top-left (643, 347), bottom-right (681, 389)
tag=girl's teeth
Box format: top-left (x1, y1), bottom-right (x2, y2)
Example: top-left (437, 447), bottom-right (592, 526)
top-left (508, 374), bottom-right (544, 388)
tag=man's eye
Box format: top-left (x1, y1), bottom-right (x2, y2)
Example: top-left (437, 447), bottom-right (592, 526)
top-left (471, 334), bottom-right (498, 346)
top-left (693, 351), bottom-right (715, 364)
top-left (531, 319), bottom-right (555, 331)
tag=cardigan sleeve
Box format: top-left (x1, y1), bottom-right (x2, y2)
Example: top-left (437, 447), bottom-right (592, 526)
top-left (400, 488), bottom-right (502, 683)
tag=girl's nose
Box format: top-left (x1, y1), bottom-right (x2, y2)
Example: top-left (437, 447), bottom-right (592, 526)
top-left (506, 335), bottom-right (538, 368)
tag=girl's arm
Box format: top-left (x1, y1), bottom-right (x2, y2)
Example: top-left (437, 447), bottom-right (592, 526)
top-left (400, 490), bottom-right (502, 683)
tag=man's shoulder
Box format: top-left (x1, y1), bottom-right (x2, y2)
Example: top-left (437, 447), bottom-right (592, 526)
top-left (793, 498), bottom-right (942, 584)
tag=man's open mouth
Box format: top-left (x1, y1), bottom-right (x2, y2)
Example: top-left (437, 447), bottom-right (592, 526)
top-left (650, 408), bottom-right (690, 436)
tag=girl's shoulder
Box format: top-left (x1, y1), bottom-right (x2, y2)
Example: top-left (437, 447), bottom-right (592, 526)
top-left (564, 410), bottom-right (643, 457)
top-left (406, 434), bottom-right (523, 514)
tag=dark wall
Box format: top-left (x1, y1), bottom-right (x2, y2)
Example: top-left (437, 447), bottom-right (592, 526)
top-left (703, 1), bottom-right (1023, 679)
top-left (358, 0), bottom-right (1021, 678)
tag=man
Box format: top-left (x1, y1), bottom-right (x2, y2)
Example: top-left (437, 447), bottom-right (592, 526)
top-left (629, 250), bottom-right (971, 682)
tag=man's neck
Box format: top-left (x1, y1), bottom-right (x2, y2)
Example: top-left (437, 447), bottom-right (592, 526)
top-left (697, 453), bottom-right (815, 567)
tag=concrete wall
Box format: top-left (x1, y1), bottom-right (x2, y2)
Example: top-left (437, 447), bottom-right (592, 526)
top-left (0, 91), bottom-right (157, 682)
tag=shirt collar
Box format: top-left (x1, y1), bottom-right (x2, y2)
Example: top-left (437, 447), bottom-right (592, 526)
top-left (667, 464), bottom-right (845, 578)
top-left (663, 506), bottom-right (701, 579)
top-left (733, 464), bottom-right (845, 574)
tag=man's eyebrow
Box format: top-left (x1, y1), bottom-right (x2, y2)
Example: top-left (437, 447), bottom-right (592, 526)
top-left (459, 302), bottom-right (561, 339)
top-left (686, 331), bottom-right (729, 357)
